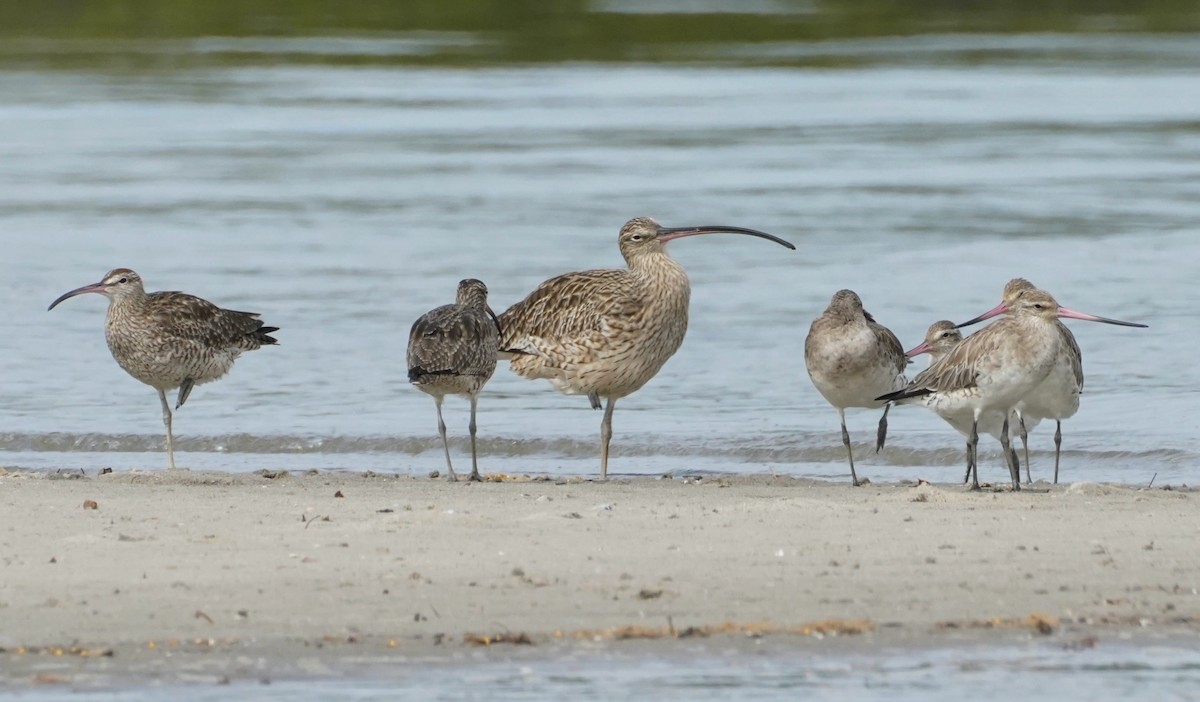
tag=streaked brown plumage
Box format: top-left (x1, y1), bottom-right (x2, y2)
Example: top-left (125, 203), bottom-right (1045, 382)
top-left (408, 278), bottom-right (500, 482)
top-left (48, 268), bottom-right (278, 470)
top-left (498, 216), bottom-right (795, 479)
top-left (804, 289), bottom-right (908, 486)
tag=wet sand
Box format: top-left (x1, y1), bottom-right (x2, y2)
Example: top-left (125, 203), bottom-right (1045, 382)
top-left (1, 468), bottom-right (1196, 686)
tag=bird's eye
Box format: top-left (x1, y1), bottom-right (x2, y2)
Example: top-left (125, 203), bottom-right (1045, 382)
top-left (630, 234), bottom-right (643, 242)
top-left (117, 277), bottom-right (128, 284)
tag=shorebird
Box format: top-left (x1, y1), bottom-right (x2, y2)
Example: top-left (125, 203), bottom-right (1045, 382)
top-left (955, 278), bottom-right (1147, 483)
top-left (407, 279), bottom-right (500, 482)
top-left (498, 216), bottom-right (795, 479)
top-left (903, 320), bottom-right (1033, 483)
top-left (48, 268), bottom-right (278, 470)
top-left (877, 288), bottom-right (1105, 491)
top-left (804, 290), bottom-right (908, 486)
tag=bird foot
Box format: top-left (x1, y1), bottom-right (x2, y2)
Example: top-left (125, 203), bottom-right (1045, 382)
top-left (466, 472), bottom-right (483, 483)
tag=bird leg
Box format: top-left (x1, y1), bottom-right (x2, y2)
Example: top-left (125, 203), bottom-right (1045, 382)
top-left (467, 393), bottom-right (483, 482)
top-left (599, 397), bottom-right (616, 480)
top-left (962, 440), bottom-right (972, 485)
top-left (176, 377), bottom-right (195, 410)
top-left (1018, 412), bottom-right (1031, 483)
top-left (1053, 420), bottom-right (1063, 484)
top-left (588, 391), bottom-right (602, 410)
top-left (434, 396), bottom-right (457, 482)
top-left (968, 418), bottom-right (980, 491)
top-left (839, 408), bottom-right (860, 486)
top-left (158, 389), bottom-right (177, 470)
top-left (999, 414), bottom-right (1020, 492)
top-left (875, 403), bottom-right (891, 453)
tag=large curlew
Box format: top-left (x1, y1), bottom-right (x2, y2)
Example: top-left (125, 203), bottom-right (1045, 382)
top-left (904, 320), bottom-right (1032, 484)
top-left (48, 268), bottom-right (278, 470)
top-left (878, 288), bottom-right (1138, 491)
top-left (407, 278), bottom-right (500, 483)
top-left (955, 278), bottom-right (1147, 483)
top-left (804, 289), bottom-right (908, 486)
top-left (498, 216), bottom-right (795, 479)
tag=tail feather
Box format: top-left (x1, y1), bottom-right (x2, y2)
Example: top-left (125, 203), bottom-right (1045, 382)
top-left (875, 386), bottom-right (931, 403)
top-left (254, 324), bottom-right (280, 345)
top-left (408, 366), bottom-right (456, 383)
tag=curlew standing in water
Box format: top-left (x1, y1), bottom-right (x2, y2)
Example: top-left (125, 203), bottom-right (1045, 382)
top-left (804, 290), bottom-right (908, 486)
top-left (407, 278), bottom-right (500, 482)
top-left (48, 268), bottom-right (278, 470)
top-left (955, 278), bottom-right (1147, 483)
top-left (498, 217), bottom-right (795, 479)
top-left (878, 288), bottom-right (1137, 491)
top-left (904, 320), bottom-right (1032, 483)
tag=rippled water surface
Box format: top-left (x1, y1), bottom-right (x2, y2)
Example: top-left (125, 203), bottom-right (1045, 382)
top-left (5, 639), bottom-right (1200, 700)
top-left (1, 33), bottom-right (1197, 485)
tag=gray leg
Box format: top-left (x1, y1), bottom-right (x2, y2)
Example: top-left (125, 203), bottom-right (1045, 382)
top-left (1017, 412), bottom-right (1031, 483)
top-left (1053, 420), bottom-right (1063, 484)
top-left (963, 440), bottom-right (973, 484)
top-left (875, 403), bottom-right (891, 453)
top-left (599, 397), bottom-right (616, 480)
top-left (158, 389), bottom-right (177, 470)
top-left (467, 393), bottom-right (482, 482)
top-left (968, 418), bottom-right (980, 490)
top-left (839, 408), bottom-right (859, 486)
top-left (999, 415), bottom-right (1020, 492)
top-left (588, 391), bottom-right (601, 410)
top-left (434, 396), bottom-right (456, 482)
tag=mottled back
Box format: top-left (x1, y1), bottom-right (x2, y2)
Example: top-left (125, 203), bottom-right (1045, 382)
top-left (408, 279), bottom-right (500, 397)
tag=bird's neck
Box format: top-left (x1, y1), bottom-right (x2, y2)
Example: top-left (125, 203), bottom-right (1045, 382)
top-left (106, 291), bottom-right (148, 318)
top-left (628, 251), bottom-right (689, 292)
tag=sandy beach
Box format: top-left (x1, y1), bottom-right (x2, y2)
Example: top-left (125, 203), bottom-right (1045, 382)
top-left (1, 468), bottom-right (1197, 686)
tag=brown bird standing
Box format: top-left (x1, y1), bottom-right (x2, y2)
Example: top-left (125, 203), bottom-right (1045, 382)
top-left (498, 217), bottom-right (795, 479)
top-left (804, 290), bottom-right (908, 486)
top-left (407, 279), bottom-right (500, 482)
top-left (48, 268), bottom-right (278, 470)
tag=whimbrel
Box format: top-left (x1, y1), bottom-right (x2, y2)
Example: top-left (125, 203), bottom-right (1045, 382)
top-left (955, 278), bottom-right (1147, 483)
top-left (48, 268), bottom-right (278, 470)
top-left (407, 279), bottom-right (500, 482)
top-left (804, 290), bottom-right (908, 486)
top-left (904, 320), bottom-right (1033, 484)
top-left (879, 288), bottom-right (1139, 491)
top-left (498, 217), bottom-right (795, 479)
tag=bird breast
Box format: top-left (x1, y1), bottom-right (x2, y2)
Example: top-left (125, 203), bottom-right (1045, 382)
top-left (104, 305), bottom-right (239, 390)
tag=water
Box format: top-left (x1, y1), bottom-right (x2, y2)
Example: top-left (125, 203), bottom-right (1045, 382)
top-left (5, 639), bottom-right (1200, 700)
top-left (1, 15), bottom-right (1199, 699)
top-left (3, 36), bottom-right (1196, 484)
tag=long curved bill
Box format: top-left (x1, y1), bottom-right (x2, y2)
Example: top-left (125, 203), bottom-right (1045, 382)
top-left (904, 341), bottom-right (932, 358)
top-left (48, 281), bottom-right (107, 311)
top-left (1056, 306), bottom-right (1148, 328)
top-left (657, 225), bottom-right (796, 250)
top-left (955, 302), bottom-right (1007, 329)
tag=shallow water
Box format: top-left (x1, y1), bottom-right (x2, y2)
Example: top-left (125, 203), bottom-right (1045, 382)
top-left (4, 638), bottom-right (1200, 700)
top-left (2, 34), bottom-right (1197, 487)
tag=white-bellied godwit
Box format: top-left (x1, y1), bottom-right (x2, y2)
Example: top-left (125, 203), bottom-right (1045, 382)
top-left (804, 289), bottom-right (908, 486)
top-left (878, 288), bottom-right (1103, 491)
top-left (407, 278), bottom-right (500, 483)
top-left (955, 278), bottom-right (1147, 483)
top-left (498, 216), bottom-right (795, 479)
top-left (48, 268), bottom-right (278, 470)
top-left (903, 320), bottom-right (1033, 484)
